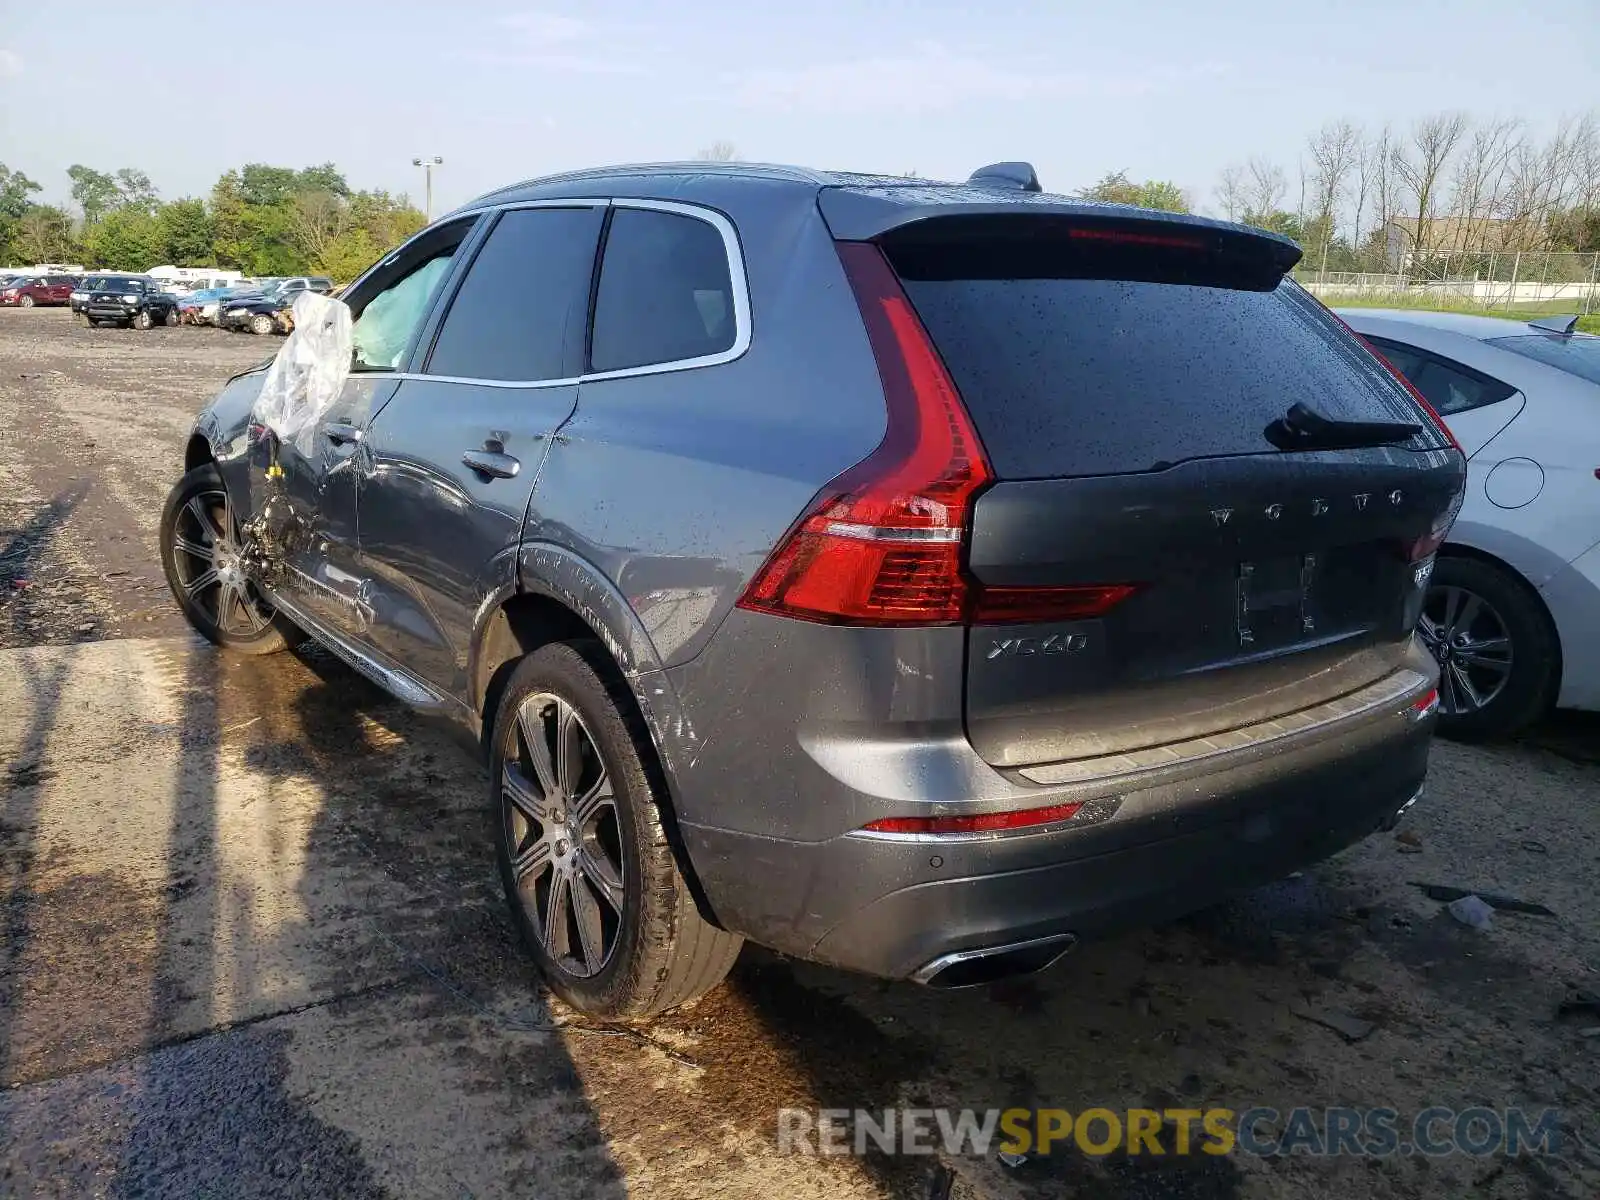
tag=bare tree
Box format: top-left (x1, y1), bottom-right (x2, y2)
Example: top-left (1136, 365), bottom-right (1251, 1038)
top-left (1573, 112), bottom-right (1600, 211)
top-left (1369, 126), bottom-right (1400, 266)
top-left (1307, 120), bottom-right (1361, 268)
top-left (1445, 117), bottom-right (1521, 253)
top-left (1214, 163), bottom-right (1247, 222)
top-left (1349, 129), bottom-right (1374, 254)
top-left (695, 141), bottom-right (740, 163)
top-left (1243, 157), bottom-right (1286, 220)
top-left (1506, 115), bottom-right (1596, 250)
top-left (1391, 112), bottom-right (1469, 259)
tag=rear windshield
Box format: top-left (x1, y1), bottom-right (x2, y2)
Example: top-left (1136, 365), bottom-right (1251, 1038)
top-left (887, 230), bottom-right (1433, 478)
top-left (1486, 334), bottom-right (1600, 386)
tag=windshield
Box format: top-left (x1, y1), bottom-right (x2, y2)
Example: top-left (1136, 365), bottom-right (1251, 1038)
top-left (97, 277), bottom-right (142, 290)
top-left (1487, 334), bottom-right (1600, 387)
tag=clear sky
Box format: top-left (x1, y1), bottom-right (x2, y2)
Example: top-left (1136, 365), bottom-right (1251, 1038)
top-left (1, 0), bottom-right (1595, 215)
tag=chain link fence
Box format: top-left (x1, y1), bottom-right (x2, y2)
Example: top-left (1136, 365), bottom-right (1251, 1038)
top-left (1297, 250), bottom-right (1600, 315)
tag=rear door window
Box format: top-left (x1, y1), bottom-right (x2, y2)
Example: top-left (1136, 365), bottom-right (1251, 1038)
top-left (589, 207), bottom-right (736, 373)
top-left (1363, 336), bottom-right (1517, 416)
top-left (884, 223), bottom-right (1433, 478)
top-left (425, 206), bottom-right (605, 382)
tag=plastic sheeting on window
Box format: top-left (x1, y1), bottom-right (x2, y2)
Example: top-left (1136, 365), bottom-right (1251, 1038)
top-left (351, 254), bottom-right (452, 371)
top-left (251, 292), bottom-right (354, 458)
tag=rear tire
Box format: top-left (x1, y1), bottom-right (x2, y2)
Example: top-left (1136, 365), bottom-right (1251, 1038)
top-left (159, 463), bottom-right (303, 655)
top-left (1422, 555), bottom-right (1559, 741)
top-left (164, 308), bottom-right (180, 327)
top-left (490, 641), bottom-right (742, 1017)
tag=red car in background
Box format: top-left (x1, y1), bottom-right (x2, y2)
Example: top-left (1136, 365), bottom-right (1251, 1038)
top-left (1, 274), bottom-right (78, 307)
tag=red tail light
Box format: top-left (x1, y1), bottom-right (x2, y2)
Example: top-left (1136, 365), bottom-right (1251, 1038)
top-left (1066, 227), bottom-right (1205, 251)
top-left (736, 242), bottom-right (993, 625)
top-left (970, 583), bottom-right (1140, 624)
top-left (737, 242), bottom-right (1142, 628)
top-left (1409, 687), bottom-right (1440, 720)
top-left (861, 800), bottom-right (1086, 836)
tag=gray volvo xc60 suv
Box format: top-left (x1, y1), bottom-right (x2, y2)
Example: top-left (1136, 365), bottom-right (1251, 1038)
top-left (161, 161), bottom-right (1465, 1016)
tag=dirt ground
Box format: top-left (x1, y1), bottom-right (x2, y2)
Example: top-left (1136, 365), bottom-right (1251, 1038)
top-left (0, 306), bottom-right (1596, 1200)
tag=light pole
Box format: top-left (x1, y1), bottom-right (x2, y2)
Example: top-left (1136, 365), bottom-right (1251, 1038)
top-left (412, 156), bottom-right (443, 222)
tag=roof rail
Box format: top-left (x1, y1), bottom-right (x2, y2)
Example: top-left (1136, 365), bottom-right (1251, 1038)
top-left (1527, 314), bottom-right (1579, 335)
top-left (967, 162), bottom-right (1041, 193)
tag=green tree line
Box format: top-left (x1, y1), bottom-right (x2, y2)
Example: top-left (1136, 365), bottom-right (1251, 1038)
top-left (0, 161), bottom-right (425, 281)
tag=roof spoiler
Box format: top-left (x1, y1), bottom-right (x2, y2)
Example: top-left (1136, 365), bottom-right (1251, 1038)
top-left (1528, 314), bottom-right (1579, 335)
top-left (967, 162), bottom-right (1041, 193)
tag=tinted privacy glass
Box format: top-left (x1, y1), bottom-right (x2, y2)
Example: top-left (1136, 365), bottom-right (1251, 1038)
top-left (428, 206), bottom-right (605, 382)
top-left (1364, 337), bottom-right (1517, 415)
top-left (889, 240), bottom-right (1429, 478)
top-left (1487, 334), bottom-right (1600, 386)
top-left (590, 207), bottom-right (735, 373)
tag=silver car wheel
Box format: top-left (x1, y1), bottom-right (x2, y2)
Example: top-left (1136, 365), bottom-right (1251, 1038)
top-left (1419, 584), bottom-right (1513, 716)
top-left (169, 487), bottom-right (274, 636)
top-left (502, 691), bottom-right (626, 979)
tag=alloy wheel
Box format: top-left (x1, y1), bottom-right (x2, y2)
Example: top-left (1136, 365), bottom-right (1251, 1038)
top-left (1419, 585), bottom-right (1513, 716)
top-left (501, 692), bottom-right (626, 978)
top-left (169, 487), bottom-right (275, 636)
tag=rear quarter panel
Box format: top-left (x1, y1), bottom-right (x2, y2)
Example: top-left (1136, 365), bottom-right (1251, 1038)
top-left (525, 182), bottom-right (889, 671)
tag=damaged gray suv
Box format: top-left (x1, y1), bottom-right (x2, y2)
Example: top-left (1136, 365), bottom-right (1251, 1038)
top-left (162, 161), bottom-right (1465, 1017)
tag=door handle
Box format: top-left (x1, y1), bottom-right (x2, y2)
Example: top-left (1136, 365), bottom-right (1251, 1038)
top-left (323, 420), bottom-right (363, 445)
top-left (462, 449), bottom-right (521, 479)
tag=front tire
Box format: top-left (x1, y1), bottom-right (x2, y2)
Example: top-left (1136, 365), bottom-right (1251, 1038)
top-left (132, 309), bottom-right (153, 330)
top-left (1421, 555), bottom-right (1559, 740)
top-left (159, 463), bottom-right (302, 655)
top-left (491, 641), bottom-right (742, 1017)
top-left (249, 313), bottom-right (273, 335)
top-left (19, 294), bottom-right (34, 308)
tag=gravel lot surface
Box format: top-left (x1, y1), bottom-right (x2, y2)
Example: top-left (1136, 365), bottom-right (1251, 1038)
top-left (1, 307), bottom-right (1597, 1199)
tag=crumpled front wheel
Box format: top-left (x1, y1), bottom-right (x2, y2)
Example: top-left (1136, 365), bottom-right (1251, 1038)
top-left (159, 463), bottom-right (302, 655)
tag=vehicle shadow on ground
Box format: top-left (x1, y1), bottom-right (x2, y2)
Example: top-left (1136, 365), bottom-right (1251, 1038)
top-left (0, 488), bottom-right (88, 1155)
top-left (20, 632), bottom-right (1585, 1199)
top-left (227, 643), bottom-right (624, 1197)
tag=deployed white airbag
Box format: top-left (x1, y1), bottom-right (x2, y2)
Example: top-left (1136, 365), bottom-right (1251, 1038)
top-left (251, 291), bottom-right (353, 456)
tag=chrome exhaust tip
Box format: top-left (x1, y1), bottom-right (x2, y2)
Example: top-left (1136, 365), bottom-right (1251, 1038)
top-left (912, 932), bottom-right (1077, 989)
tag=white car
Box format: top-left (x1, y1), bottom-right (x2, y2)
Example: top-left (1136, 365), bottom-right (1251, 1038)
top-left (1339, 309), bottom-right (1600, 738)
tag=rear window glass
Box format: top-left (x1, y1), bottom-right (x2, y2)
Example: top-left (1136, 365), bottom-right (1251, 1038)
top-left (1486, 334), bottom-right (1600, 386)
top-left (1363, 337), bottom-right (1518, 415)
top-left (888, 237), bottom-right (1430, 478)
top-left (590, 207), bottom-right (736, 373)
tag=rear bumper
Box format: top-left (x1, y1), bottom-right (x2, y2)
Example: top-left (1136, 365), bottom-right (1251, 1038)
top-left (679, 657), bottom-right (1438, 981)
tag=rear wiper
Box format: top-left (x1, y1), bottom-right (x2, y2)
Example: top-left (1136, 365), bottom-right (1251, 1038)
top-left (1264, 402), bottom-right (1421, 451)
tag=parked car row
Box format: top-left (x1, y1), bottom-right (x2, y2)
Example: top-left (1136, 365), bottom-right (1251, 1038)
top-left (212, 276), bottom-right (336, 334)
top-left (67, 274), bottom-right (183, 328)
top-left (3, 269), bottom-right (337, 336)
top-left (0, 272), bottom-right (81, 307)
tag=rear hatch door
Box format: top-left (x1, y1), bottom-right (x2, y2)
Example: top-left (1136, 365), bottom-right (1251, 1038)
top-left (874, 213), bottom-right (1464, 768)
